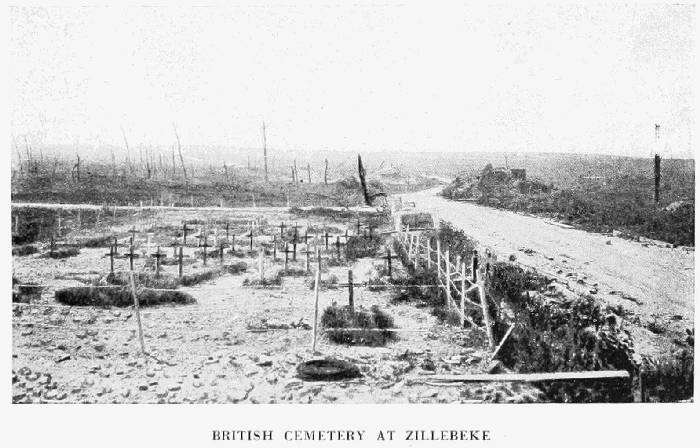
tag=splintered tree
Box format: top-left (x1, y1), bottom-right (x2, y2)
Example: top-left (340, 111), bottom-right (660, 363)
top-left (173, 123), bottom-right (188, 183)
top-left (121, 127), bottom-right (132, 170)
top-left (358, 154), bottom-right (371, 206)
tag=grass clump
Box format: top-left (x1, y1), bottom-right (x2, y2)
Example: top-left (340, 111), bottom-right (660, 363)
top-left (279, 267), bottom-right (307, 277)
top-left (321, 304), bottom-right (397, 346)
top-left (45, 247), bottom-right (81, 259)
top-left (346, 235), bottom-right (383, 260)
top-left (77, 235), bottom-right (113, 248)
top-left (222, 261), bottom-right (248, 275)
top-left (105, 272), bottom-right (180, 289)
top-left (55, 286), bottom-right (194, 307)
top-left (641, 348), bottom-right (694, 402)
top-left (242, 270), bottom-right (283, 287)
top-left (306, 273), bottom-right (339, 290)
top-left (12, 244), bottom-right (39, 256)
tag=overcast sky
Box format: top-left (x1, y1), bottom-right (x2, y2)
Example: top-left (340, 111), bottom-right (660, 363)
top-left (9, 2), bottom-right (695, 158)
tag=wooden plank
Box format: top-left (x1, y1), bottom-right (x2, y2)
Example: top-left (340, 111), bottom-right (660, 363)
top-left (417, 370), bottom-right (630, 383)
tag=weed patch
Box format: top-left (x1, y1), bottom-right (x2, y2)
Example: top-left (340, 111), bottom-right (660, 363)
top-left (45, 247), bottom-right (81, 259)
top-left (641, 348), bottom-right (694, 402)
top-left (12, 244), bottom-right (38, 256)
top-left (76, 235), bottom-right (113, 248)
top-left (55, 286), bottom-right (194, 307)
top-left (321, 304), bottom-right (397, 346)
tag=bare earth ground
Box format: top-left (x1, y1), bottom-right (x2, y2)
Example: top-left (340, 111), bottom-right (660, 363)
top-left (12, 207), bottom-right (542, 404)
top-left (398, 188), bottom-right (695, 359)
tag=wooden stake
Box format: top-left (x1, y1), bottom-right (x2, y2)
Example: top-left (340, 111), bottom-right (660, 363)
top-left (477, 269), bottom-right (495, 349)
top-left (444, 250), bottom-right (451, 308)
top-left (491, 323), bottom-right (515, 360)
top-left (348, 270), bottom-right (354, 311)
top-left (128, 270), bottom-right (146, 355)
top-left (426, 238), bottom-right (431, 268)
top-left (460, 262), bottom-right (466, 327)
top-left (387, 247), bottom-right (392, 277)
top-left (258, 250), bottom-right (264, 282)
top-left (414, 234), bottom-right (420, 267)
top-left (312, 256), bottom-right (321, 353)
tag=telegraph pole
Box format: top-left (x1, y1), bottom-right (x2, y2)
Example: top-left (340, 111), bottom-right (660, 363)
top-left (262, 121), bottom-right (269, 182)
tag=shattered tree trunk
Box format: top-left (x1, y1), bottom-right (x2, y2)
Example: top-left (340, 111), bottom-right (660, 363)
top-left (357, 154), bottom-right (372, 206)
top-left (173, 124), bottom-right (188, 183)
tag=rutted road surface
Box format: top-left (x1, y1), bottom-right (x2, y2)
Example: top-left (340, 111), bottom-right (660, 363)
top-left (398, 188), bottom-right (694, 357)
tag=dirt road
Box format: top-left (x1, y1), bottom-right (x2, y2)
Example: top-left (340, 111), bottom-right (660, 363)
top-left (397, 188), bottom-right (695, 356)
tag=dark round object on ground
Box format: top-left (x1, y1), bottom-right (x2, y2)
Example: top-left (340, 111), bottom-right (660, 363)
top-left (296, 358), bottom-right (362, 381)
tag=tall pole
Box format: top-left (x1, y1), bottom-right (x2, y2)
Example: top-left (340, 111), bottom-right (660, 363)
top-left (654, 154), bottom-right (661, 204)
top-left (654, 124), bottom-right (661, 204)
top-left (262, 121), bottom-right (269, 182)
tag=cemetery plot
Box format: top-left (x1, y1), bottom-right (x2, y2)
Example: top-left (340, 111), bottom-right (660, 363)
top-left (14, 205), bottom-right (545, 404)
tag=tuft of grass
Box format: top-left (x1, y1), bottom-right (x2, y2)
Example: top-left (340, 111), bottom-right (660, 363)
top-left (321, 304), bottom-right (397, 346)
top-left (306, 273), bottom-right (339, 290)
top-left (77, 235), bottom-right (113, 248)
top-left (105, 272), bottom-right (179, 289)
top-left (242, 270), bottom-right (283, 287)
top-left (346, 235), bottom-right (384, 260)
top-left (641, 349), bottom-right (694, 402)
top-left (45, 247), bottom-right (81, 259)
top-left (222, 261), bottom-right (248, 275)
top-left (12, 244), bottom-right (39, 256)
top-left (279, 267), bottom-right (307, 277)
top-left (55, 286), bottom-right (194, 307)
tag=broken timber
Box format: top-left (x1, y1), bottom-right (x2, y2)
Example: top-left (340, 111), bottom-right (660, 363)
top-left (415, 370), bottom-right (630, 384)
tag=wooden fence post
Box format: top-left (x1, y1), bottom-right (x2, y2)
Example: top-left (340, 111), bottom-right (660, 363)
top-left (387, 247), bottom-right (392, 277)
top-left (178, 246), bottom-right (183, 278)
top-left (273, 235), bottom-right (277, 261)
top-left (348, 270), bottom-right (354, 311)
top-left (108, 245), bottom-right (114, 274)
top-left (444, 250), bottom-right (451, 308)
top-left (258, 250), bottom-right (264, 282)
top-left (460, 262), bottom-right (466, 327)
top-left (477, 268), bottom-right (495, 349)
top-left (426, 237), bottom-right (431, 269)
top-left (436, 239), bottom-right (441, 279)
top-left (414, 234), bottom-right (420, 267)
